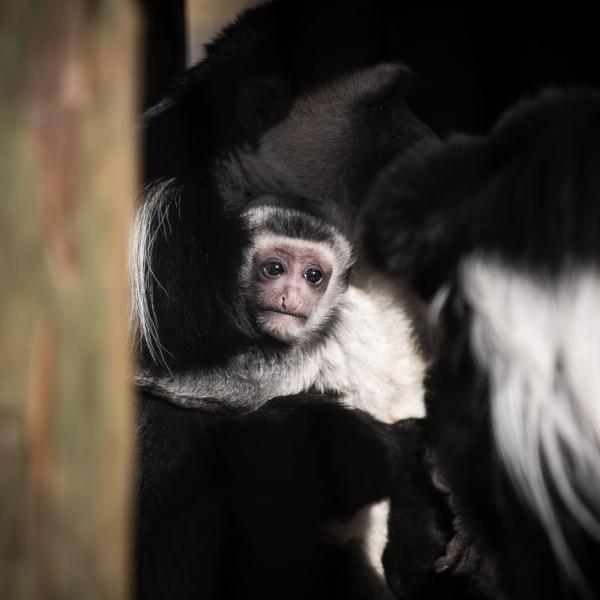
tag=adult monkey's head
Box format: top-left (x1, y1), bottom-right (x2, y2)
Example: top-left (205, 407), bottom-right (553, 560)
top-left (135, 0), bottom-right (435, 371)
top-left (231, 62), bottom-right (433, 211)
top-left (143, 0), bottom-right (434, 212)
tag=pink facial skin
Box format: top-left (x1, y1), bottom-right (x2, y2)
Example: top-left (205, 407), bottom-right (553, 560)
top-left (248, 241), bottom-right (332, 342)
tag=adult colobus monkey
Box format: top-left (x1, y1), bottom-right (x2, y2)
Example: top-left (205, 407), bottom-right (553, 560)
top-left (133, 2), bottom-right (437, 596)
top-left (138, 1), bottom-right (432, 375)
top-left (138, 50), bottom-right (431, 373)
top-left (363, 89), bottom-right (600, 600)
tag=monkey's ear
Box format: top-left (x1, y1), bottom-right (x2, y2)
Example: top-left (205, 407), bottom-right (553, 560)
top-left (236, 76), bottom-right (291, 141)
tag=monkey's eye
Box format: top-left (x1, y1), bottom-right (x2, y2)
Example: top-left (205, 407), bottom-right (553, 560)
top-left (261, 261), bottom-right (285, 278)
top-left (304, 268), bottom-right (324, 287)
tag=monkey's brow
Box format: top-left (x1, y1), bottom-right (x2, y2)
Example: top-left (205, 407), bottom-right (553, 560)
top-left (272, 246), bottom-right (329, 263)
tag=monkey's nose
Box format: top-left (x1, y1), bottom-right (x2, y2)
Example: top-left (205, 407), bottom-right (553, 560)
top-left (281, 289), bottom-right (301, 311)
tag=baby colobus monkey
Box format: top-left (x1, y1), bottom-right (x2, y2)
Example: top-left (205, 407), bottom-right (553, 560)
top-left (243, 201), bottom-right (353, 346)
top-left (137, 200), bottom-right (425, 426)
top-left (136, 200), bottom-right (426, 580)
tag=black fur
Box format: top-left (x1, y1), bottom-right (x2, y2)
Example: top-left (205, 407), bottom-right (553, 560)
top-left (141, 1), bottom-right (600, 137)
top-left (384, 419), bottom-right (496, 600)
top-left (143, 2), bottom-right (432, 210)
top-left (362, 89), bottom-right (600, 599)
top-left (143, 2), bottom-right (293, 184)
top-left (138, 391), bottom-right (490, 600)
top-left (137, 392), bottom-right (399, 600)
top-left (133, 178), bottom-right (257, 371)
top-left (363, 89), bottom-right (600, 296)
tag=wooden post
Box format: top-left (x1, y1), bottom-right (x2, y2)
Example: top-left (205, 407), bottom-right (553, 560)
top-left (0, 0), bottom-right (137, 598)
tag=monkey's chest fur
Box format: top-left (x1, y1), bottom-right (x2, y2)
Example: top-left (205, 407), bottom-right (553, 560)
top-left (145, 285), bottom-right (426, 424)
top-left (306, 286), bottom-right (426, 423)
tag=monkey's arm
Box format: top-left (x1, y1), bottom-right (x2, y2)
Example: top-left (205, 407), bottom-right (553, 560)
top-left (137, 390), bottom-right (398, 600)
top-left (135, 369), bottom-right (271, 412)
top-left (134, 347), bottom-right (321, 412)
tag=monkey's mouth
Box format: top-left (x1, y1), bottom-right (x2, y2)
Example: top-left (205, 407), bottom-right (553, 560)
top-left (260, 307), bottom-right (308, 321)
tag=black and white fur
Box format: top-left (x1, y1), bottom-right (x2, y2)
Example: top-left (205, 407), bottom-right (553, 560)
top-left (133, 3), bottom-right (440, 598)
top-left (363, 89), bottom-right (600, 599)
top-left (136, 202), bottom-right (426, 425)
top-left (137, 56), bottom-right (432, 372)
top-left (138, 1), bottom-right (432, 373)
top-left (135, 201), bottom-right (426, 578)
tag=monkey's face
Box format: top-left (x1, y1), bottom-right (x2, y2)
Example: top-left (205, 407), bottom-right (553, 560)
top-left (247, 241), bottom-right (333, 343)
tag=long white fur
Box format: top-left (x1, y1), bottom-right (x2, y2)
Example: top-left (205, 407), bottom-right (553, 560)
top-left (462, 255), bottom-right (600, 580)
top-left (130, 180), bottom-right (178, 370)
